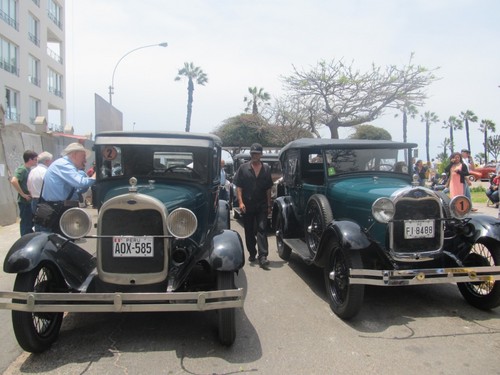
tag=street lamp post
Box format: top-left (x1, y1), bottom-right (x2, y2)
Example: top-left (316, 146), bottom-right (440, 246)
top-left (108, 42), bottom-right (168, 104)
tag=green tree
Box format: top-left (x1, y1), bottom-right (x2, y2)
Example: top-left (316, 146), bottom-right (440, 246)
top-left (349, 124), bottom-right (391, 140)
top-left (487, 135), bottom-right (500, 162)
top-left (459, 110), bottom-right (478, 154)
top-left (213, 114), bottom-right (278, 149)
top-left (175, 62), bottom-right (208, 132)
top-left (394, 103), bottom-right (418, 143)
top-left (479, 119), bottom-right (496, 160)
top-left (420, 111), bottom-right (439, 162)
top-left (441, 116), bottom-right (463, 154)
top-left (282, 54), bottom-right (438, 138)
top-left (244, 87), bottom-right (271, 115)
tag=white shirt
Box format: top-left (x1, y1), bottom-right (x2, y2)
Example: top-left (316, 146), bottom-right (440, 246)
top-left (27, 163), bottom-right (49, 198)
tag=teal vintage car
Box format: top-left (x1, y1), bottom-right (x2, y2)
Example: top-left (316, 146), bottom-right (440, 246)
top-left (1, 131), bottom-right (245, 353)
top-left (273, 138), bottom-right (500, 319)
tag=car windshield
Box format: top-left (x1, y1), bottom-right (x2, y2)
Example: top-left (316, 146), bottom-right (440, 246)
top-left (322, 147), bottom-right (409, 176)
top-left (97, 145), bottom-right (210, 182)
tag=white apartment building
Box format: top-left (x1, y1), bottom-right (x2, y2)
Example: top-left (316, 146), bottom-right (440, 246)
top-left (0, 0), bottom-right (65, 132)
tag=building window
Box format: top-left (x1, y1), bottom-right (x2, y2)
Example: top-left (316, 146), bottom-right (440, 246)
top-left (28, 13), bottom-right (40, 46)
top-left (29, 97), bottom-right (40, 124)
top-left (5, 87), bottom-right (20, 122)
top-left (0, 36), bottom-right (18, 75)
top-left (48, 68), bottom-right (63, 98)
top-left (0, 0), bottom-right (18, 30)
top-left (47, 0), bottom-right (62, 29)
top-left (32, 0), bottom-right (40, 6)
top-left (28, 55), bottom-right (40, 86)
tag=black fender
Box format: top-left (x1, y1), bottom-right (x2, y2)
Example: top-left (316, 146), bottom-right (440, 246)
top-left (3, 232), bottom-right (96, 291)
top-left (217, 199), bottom-right (231, 231)
top-left (467, 214), bottom-right (500, 243)
top-left (210, 229), bottom-right (245, 271)
top-left (272, 196), bottom-right (301, 238)
top-left (315, 220), bottom-right (372, 267)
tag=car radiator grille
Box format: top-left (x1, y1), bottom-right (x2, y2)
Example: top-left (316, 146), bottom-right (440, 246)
top-left (100, 209), bottom-right (165, 274)
top-left (391, 199), bottom-right (442, 253)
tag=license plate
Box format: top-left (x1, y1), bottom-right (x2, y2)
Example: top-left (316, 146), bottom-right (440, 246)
top-left (112, 236), bottom-right (154, 257)
top-left (404, 220), bottom-right (435, 239)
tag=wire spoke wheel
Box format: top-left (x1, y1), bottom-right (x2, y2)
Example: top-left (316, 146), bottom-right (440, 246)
top-left (12, 264), bottom-right (64, 353)
top-left (457, 240), bottom-right (500, 310)
top-left (324, 246), bottom-right (364, 319)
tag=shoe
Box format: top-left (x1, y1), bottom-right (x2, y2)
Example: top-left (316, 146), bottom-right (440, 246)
top-left (259, 256), bottom-right (270, 268)
top-left (248, 255), bottom-right (256, 262)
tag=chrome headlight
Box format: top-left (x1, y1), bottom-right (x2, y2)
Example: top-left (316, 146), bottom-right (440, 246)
top-left (449, 196), bottom-right (472, 218)
top-left (59, 208), bottom-right (92, 239)
top-left (372, 198), bottom-right (395, 223)
top-left (167, 208), bottom-right (197, 238)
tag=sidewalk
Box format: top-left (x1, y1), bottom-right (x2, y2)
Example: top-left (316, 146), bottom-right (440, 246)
top-left (471, 200), bottom-right (499, 218)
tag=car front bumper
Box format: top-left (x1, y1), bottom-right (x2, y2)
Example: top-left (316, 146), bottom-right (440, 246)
top-left (345, 266), bottom-right (500, 286)
top-left (0, 288), bottom-right (244, 313)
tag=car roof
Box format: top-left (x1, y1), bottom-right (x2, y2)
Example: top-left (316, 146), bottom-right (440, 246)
top-left (279, 138), bottom-right (418, 155)
top-left (233, 152), bottom-right (279, 161)
top-left (95, 131), bottom-right (222, 148)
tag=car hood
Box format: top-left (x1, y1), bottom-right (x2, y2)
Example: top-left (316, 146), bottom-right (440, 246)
top-left (101, 181), bottom-right (207, 213)
top-left (327, 175), bottom-right (410, 222)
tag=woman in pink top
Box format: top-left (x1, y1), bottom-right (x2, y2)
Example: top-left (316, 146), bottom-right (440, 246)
top-left (446, 152), bottom-right (468, 198)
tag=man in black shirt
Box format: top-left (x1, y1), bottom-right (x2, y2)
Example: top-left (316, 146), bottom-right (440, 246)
top-left (233, 143), bottom-right (273, 268)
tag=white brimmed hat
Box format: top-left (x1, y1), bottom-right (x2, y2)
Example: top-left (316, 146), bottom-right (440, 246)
top-left (62, 143), bottom-right (91, 158)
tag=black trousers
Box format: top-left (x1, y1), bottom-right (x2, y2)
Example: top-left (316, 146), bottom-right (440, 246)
top-left (242, 208), bottom-right (269, 259)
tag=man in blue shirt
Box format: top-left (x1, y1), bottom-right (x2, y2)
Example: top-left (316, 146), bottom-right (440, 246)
top-left (41, 143), bottom-right (96, 232)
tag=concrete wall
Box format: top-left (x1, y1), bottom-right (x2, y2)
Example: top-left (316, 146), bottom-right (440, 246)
top-left (0, 124), bottom-right (93, 226)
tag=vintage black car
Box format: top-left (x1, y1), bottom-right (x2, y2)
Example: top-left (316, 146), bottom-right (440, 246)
top-left (0, 131), bottom-right (245, 353)
top-left (273, 138), bottom-right (500, 319)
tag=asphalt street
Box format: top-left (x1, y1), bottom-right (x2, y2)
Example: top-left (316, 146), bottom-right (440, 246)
top-left (0, 202), bottom-right (499, 374)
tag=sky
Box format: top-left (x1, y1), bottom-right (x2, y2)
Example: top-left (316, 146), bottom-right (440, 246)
top-left (64, 0), bottom-right (500, 161)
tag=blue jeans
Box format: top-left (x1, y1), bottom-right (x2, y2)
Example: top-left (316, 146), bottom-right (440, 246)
top-left (18, 201), bottom-right (33, 236)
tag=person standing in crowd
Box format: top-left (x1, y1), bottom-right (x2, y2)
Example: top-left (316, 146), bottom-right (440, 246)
top-left (10, 150), bottom-right (38, 236)
top-left (445, 152), bottom-right (468, 198)
top-left (41, 143), bottom-right (96, 233)
top-left (233, 143), bottom-right (273, 268)
top-left (461, 149), bottom-right (477, 211)
top-left (219, 159), bottom-right (228, 201)
top-left (27, 151), bottom-right (53, 231)
top-left (413, 160), bottom-right (427, 186)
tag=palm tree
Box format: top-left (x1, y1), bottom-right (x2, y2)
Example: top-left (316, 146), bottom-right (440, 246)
top-left (175, 62), bottom-right (208, 132)
top-left (243, 87), bottom-right (271, 115)
top-left (479, 119), bottom-right (496, 161)
top-left (420, 111), bottom-right (439, 162)
top-left (459, 110), bottom-right (478, 154)
top-left (442, 116), bottom-right (463, 154)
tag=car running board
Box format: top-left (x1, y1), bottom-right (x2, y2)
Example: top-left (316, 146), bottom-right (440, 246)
top-left (283, 239), bottom-right (314, 264)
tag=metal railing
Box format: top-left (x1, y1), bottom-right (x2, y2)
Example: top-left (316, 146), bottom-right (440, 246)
top-left (47, 47), bottom-right (62, 64)
top-left (28, 32), bottom-right (40, 47)
top-left (0, 9), bottom-right (18, 30)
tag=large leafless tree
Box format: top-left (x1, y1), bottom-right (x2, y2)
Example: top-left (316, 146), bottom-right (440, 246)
top-left (281, 54), bottom-right (438, 138)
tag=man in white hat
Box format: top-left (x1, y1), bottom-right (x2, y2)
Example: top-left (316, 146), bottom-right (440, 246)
top-left (40, 143), bottom-right (96, 233)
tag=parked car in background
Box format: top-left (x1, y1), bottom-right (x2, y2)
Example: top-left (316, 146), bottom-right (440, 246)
top-left (231, 152), bottom-right (282, 221)
top-left (1, 131), bottom-right (245, 353)
top-left (472, 163), bottom-right (496, 181)
top-left (273, 138), bottom-right (500, 319)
